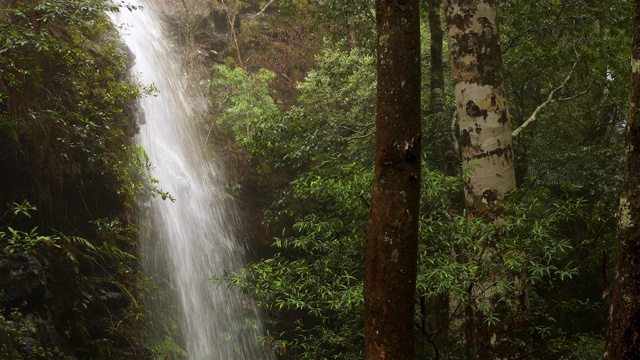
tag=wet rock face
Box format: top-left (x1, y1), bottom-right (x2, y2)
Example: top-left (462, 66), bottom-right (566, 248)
top-left (0, 253), bottom-right (47, 309)
top-left (97, 289), bottom-right (131, 311)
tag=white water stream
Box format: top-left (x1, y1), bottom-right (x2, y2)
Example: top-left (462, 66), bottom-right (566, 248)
top-left (110, 2), bottom-right (272, 359)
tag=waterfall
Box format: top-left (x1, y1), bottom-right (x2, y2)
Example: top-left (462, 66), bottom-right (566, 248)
top-left (109, 2), bottom-right (273, 359)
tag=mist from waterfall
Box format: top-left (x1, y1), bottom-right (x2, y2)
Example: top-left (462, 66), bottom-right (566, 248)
top-left (109, 2), bottom-right (273, 359)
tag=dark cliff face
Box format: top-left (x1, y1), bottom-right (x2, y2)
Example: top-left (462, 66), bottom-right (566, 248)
top-left (0, 2), bottom-right (147, 358)
top-left (0, 254), bottom-right (47, 310)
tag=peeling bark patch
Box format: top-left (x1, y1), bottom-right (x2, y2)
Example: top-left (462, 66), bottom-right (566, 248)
top-left (449, 13), bottom-right (473, 34)
top-left (474, 144), bottom-right (513, 162)
top-left (466, 100), bottom-right (488, 119)
top-left (499, 110), bottom-right (508, 124)
top-left (478, 16), bottom-right (492, 27)
top-left (404, 136), bottom-right (420, 163)
top-left (461, 128), bottom-right (472, 147)
top-left (482, 189), bottom-right (498, 205)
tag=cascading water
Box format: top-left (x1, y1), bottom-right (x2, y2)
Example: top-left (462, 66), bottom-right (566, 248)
top-left (109, 2), bottom-right (273, 359)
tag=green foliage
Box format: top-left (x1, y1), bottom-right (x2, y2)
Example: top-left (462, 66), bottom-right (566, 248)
top-left (206, 45), bottom-right (376, 175)
top-left (0, 0), bottom-right (145, 213)
top-left (208, 64), bottom-right (279, 144)
top-left (419, 184), bottom-right (583, 308)
top-left (119, 144), bottom-right (176, 205)
top-left (0, 202), bottom-right (57, 254)
top-left (1, 200), bottom-right (137, 285)
top-left (221, 160), bottom-right (602, 358)
top-left (0, 200), bottom-right (148, 358)
top-left (204, 42), bottom-right (381, 359)
top-left (501, 0), bottom-right (629, 203)
top-left (278, 0), bottom-right (375, 46)
top-left (542, 333), bottom-right (605, 360)
top-left (293, 44), bottom-right (376, 163)
top-left (10, 201), bottom-right (36, 218)
top-left (1, 227), bottom-right (59, 255)
top-left (147, 335), bottom-right (188, 360)
top-left (216, 161), bottom-right (370, 359)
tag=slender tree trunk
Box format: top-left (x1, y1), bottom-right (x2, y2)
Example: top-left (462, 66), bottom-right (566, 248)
top-left (422, 1), bottom-right (452, 358)
top-left (444, 0), bottom-right (516, 218)
top-left (604, 1), bottom-right (640, 358)
top-left (427, 0), bottom-right (445, 115)
top-left (364, 0), bottom-right (421, 359)
top-left (348, 20), bottom-right (358, 49)
top-left (222, 0), bottom-right (243, 68)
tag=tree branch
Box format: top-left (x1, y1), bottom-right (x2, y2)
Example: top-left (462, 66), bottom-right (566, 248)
top-left (512, 58), bottom-right (581, 137)
top-left (248, 0), bottom-right (275, 27)
top-left (557, 90), bottom-right (587, 102)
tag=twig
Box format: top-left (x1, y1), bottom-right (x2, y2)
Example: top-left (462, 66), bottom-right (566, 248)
top-left (414, 320), bottom-right (440, 360)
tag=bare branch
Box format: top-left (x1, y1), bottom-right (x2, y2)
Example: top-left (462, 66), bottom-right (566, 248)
top-left (249, 0), bottom-right (275, 27)
top-left (512, 58), bottom-right (581, 137)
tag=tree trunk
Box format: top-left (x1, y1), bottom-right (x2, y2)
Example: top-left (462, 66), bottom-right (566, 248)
top-left (364, 0), bottom-right (421, 359)
top-left (427, 0), bottom-right (445, 115)
top-left (444, 1), bottom-right (515, 358)
top-left (421, 1), bottom-right (453, 358)
top-left (604, 1), bottom-right (640, 358)
top-left (444, 0), bottom-right (516, 218)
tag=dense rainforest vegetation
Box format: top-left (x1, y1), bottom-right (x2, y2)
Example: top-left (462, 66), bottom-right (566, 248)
top-left (0, 0), bottom-right (158, 358)
top-left (0, 0), bottom-right (637, 359)
top-left (204, 0), bottom-right (632, 359)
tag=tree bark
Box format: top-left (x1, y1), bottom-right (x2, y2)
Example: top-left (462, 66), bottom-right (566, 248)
top-left (604, 1), bottom-right (640, 358)
top-left (364, 0), bottom-right (421, 359)
top-left (444, 1), bottom-right (515, 358)
top-left (444, 0), bottom-right (516, 218)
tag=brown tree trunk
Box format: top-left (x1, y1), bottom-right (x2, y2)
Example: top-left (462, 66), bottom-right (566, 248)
top-left (364, 0), bottom-right (421, 359)
top-left (444, 0), bottom-right (516, 218)
top-left (604, 1), bottom-right (640, 358)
